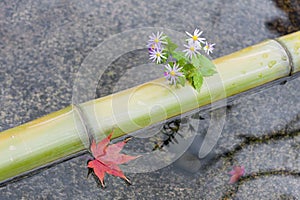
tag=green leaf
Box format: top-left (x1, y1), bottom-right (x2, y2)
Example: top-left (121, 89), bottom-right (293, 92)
top-left (191, 55), bottom-right (201, 68)
top-left (192, 54), bottom-right (216, 68)
top-left (165, 37), bottom-right (178, 53)
top-left (199, 54), bottom-right (216, 69)
top-left (199, 66), bottom-right (217, 77)
top-left (182, 63), bottom-right (196, 79)
top-left (172, 51), bottom-right (187, 61)
top-left (183, 63), bottom-right (196, 72)
top-left (177, 76), bottom-right (186, 87)
top-left (172, 51), bottom-right (190, 67)
top-left (177, 58), bottom-right (186, 67)
top-left (192, 73), bottom-right (203, 92)
top-left (191, 54), bottom-right (217, 77)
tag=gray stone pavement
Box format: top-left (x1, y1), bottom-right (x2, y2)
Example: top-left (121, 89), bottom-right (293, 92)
top-left (0, 0), bottom-right (299, 199)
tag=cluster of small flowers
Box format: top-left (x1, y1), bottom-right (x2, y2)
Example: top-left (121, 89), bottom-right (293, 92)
top-left (183, 29), bottom-right (215, 59)
top-left (147, 32), bottom-right (167, 64)
top-left (147, 29), bottom-right (215, 86)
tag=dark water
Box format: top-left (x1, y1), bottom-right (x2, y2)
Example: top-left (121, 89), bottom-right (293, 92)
top-left (0, 0), bottom-right (299, 199)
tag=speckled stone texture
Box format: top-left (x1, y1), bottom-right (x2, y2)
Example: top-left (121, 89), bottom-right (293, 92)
top-left (0, 0), bottom-right (299, 199)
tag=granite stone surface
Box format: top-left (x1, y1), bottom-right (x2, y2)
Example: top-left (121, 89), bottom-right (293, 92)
top-left (0, 0), bottom-right (299, 199)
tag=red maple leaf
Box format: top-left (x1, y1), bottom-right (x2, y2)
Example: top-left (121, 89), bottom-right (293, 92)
top-left (87, 131), bottom-right (140, 187)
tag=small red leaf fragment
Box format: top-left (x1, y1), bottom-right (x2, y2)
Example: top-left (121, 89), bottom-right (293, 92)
top-left (87, 131), bottom-right (140, 187)
top-left (228, 165), bottom-right (245, 184)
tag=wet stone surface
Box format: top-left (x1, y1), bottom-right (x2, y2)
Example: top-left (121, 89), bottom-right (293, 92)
top-left (0, 0), bottom-right (299, 199)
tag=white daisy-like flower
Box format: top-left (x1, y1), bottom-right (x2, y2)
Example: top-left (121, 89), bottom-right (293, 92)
top-left (147, 32), bottom-right (167, 49)
top-left (187, 40), bottom-right (202, 49)
top-left (203, 42), bottom-right (215, 55)
top-left (164, 63), bottom-right (184, 85)
top-left (183, 42), bottom-right (201, 59)
top-left (186, 29), bottom-right (206, 44)
top-left (149, 48), bottom-right (166, 64)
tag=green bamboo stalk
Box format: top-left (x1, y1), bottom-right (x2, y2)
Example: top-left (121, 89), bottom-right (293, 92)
top-left (0, 31), bottom-right (299, 183)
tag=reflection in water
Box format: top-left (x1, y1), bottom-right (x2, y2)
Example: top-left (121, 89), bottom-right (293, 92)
top-left (266, 0), bottom-right (300, 35)
top-left (152, 119), bottom-right (183, 151)
top-left (155, 110), bottom-right (299, 198)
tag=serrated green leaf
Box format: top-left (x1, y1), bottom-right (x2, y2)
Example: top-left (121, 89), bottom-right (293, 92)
top-left (192, 73), bottom-right (203, 92)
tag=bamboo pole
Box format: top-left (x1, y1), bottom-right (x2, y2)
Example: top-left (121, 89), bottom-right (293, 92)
top-left (0, 31), bottom-right (299, 184)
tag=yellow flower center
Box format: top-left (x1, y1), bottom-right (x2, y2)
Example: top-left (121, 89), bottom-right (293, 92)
top-left (192, 35), bottom-right (198, 41)
top-left (170, 70), bottom-right (176, 76)
top-left (154, 38), bottom-right (159, 43)
top-left (190, 46), bottom-right (195, 52)
top-left (156, 52), bottom-right (161, 57)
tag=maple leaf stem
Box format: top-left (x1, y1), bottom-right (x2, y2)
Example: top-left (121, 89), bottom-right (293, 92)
top-left (124, 177), bottom-right (131, 185)
top-left (0, 32), bottom-right (299, 184)
top-left (123, 137), bottom-right (132, 143)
